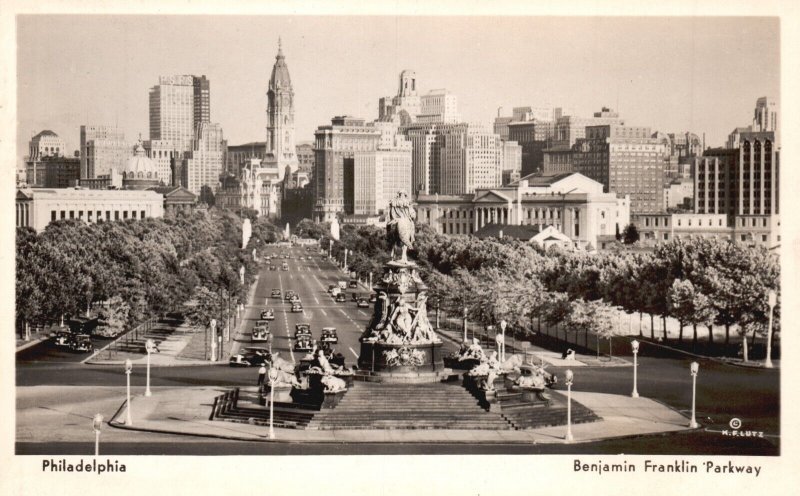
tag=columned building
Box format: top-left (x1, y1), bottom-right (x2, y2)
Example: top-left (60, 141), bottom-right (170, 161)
top-left (264, 39), bottom-right (298, 175)
top-left (16, 188), bottom-right (165, 232)
top-left (416, 172), bottom-right (630, 250)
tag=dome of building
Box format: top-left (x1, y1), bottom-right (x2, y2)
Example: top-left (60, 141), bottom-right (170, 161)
top-left (121, 142), bottom-right (161, 190)
top-left (269, 39), bottom-right (292, 89)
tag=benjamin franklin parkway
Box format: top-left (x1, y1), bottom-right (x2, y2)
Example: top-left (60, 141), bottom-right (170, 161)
top-left (15, 18), bottom-right (780, 462)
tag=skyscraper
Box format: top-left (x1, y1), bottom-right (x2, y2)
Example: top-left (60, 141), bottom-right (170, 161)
top-left (265, 39), bottom-right (298, 174)
top-left (148, 75), bottom-right (211, 152)
top-left (183, 122), bottom-right (225, 195)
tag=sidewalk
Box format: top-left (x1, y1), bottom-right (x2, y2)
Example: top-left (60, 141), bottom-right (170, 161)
top-left (107, 386), bottom-right (691, 444)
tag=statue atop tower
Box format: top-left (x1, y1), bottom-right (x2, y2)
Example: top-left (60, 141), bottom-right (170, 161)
top-left (265, 37), bottom-right (298, 179)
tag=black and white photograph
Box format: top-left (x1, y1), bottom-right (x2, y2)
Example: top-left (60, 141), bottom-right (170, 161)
top-left (3, 1), bottom-right (798, 494)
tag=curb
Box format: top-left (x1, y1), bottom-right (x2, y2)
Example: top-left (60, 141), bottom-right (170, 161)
top-left (16, 337), bottom-right (48, 353)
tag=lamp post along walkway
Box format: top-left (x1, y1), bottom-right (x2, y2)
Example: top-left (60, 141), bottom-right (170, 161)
top-left (689, 361), bottom-right (699, 428)
top-left (124, 359), bottom-right (133, 426)
top-left (565, 369), bottom-right (574, 442)
top-left (631, 339), bottom-right (640, 398)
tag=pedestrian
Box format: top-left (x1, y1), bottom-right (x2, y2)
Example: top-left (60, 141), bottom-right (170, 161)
top-left (257, 365), bottom-right (267, 387)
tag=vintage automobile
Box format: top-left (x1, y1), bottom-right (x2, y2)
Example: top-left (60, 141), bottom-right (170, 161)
top-left (368, 293), bottom-right (377, 303)
top-left (269, 265), bottom-right (278, 271)
top-left (320, 327), bottom-right (338, 344)
top-left (330, 287), bottom-right (342, 297)
top-left (284, 291), bottom-right (296, 302)
top-left (327, 284), bottom-right (337, 293)
top-left (293, 334), bottom-right (314, 352)
top-left (337, 281), bottom-right (347, 290)
top-left (357, 298), bottom-right (370, 308)
top-left (52, 329), bottom-right (74, 348)
top-left (252, 322), bottom-right (271, 342)
top-left (291, 302), bottom-right (304, 313)
top-left (290, 294), bottom-right (301, 303)
top-left (260, 309), bottom-right (275, 320)
top-left (334, 293), bottom-right (346, 303)
top-left (348, 280), bottom-right (358, 289)
top-left (271, 289), bottom-right (282, 298)
top-left (294, 323), bottom-right (312, 339)
top-left (69, 334), bottom-right (94, 353)
top-left (281, 263), bottom-right (289, 271)
top-left (229, 347), bottom-right (270, 367)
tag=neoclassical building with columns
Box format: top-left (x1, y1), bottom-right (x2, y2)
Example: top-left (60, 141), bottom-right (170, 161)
top-left (416, 172), bottom-right (630, 250)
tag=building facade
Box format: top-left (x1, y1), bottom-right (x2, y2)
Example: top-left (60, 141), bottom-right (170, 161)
top-left (416, 172), bottom-right (630, 250)
top-left (225, 142), bottom-right (267, 176)
top-left (439, 125), bottom-right (502, 195)
top-left (183, 122), bottom-right (225, 194)
top-left (312, 117), bottom-right (381, 222)
top-left (573, 124), bottom-right (666, 214)
top-left (29, 130), bottom-right (66, 161)
top-left (379, 70), bottom-right (460, 124)
top-left (80, 125), bottom-right (130, 179)
top-left (265, 40), bottom-right (298, 174)
top-left (25, 156), bottom-right (81, 188)
top-left (295, 142), bottom-right (315, 174)
top-left (634, 212), bottom-right (779, 250)
top-left (16, 188), bottom-right (165, 232)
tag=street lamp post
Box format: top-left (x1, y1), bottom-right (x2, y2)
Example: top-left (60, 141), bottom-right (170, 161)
top-left (267, 367), bottom-right (278, 439)
top-left (435, 298), bottom-right (441, 331)
top-left (92, 413), bottom-right (103, 456)
top-left (689, 361), bottom-right (699, 428)
top-left (210, 319), bottom-right (218, 362)
top-left (765, 290), bottom-right (777, 369)
top-left (499, 320), bottom-right (508, 363)
top-left (343, 249), bottom-right (348, 272)
top-left (124, 359), bottom-right (133, 426)
top-left (630, 340), bottom-right (639, 398)
top-left (144, 339), bottom-right (155, 397)
top-left (463, 307), bottom-right (468, 342)
top-left (369, 272), bottom-right (373, 290)
top-left (328, 239), bottom-right (333, 259)
top-left (565, 369), bottom-right (574, 442)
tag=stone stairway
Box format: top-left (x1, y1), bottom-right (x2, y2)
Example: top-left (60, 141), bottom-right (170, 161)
top-left (209, 388), bottom-right (317, 429)
top-left (498, 390), bottom-right (599, 430)
top-left (307, 382), bottom-right (512, 430)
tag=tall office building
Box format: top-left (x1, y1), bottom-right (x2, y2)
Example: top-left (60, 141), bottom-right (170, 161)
top-left (439, 125), bottom-right (502, 195)
top-left (574, 124), bottom-right (666, 214)
top-left (265, 39), bottom-right (298, 175)
top-left (29, 130), bottom-right (66, 161)
top-left (80, 125), bottom-right (131, 179)
top-left (313, 117), bottom-right (381, 222)
top-left (183, 122), bottom-right (225, 195)
top-left (148, 75), bottom-right (210, 152)
top-left (727, 96), bottom-right (780, 148)
top-left (379, 70), bottom-right (460, 124)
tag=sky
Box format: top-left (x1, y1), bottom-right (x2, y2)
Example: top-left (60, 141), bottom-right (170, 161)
top-left (16, 15), bottom-right (779, 161)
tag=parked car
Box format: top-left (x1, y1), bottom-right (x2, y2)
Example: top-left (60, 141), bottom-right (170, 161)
top-left (335, 293), bottom-right (346, 303)
top-left (357, 298), bottom-right (370, 308)
top-left (351, 292), bottom-right (360, 302)
top-left (293, 335), bottom-right (314, 352)
top-left (291, 302), bottom-right (304, 313)
top-left (294, 323), bottom-right (312, 339)
top-left (229, 347), bottom-right (270, 367)
top-left (348, 280), bottom-right (358, 289)
top-left (260, 309), bottom-right (275, 320)
top-left (330, 287), bottom-right (342, 297)
top-left (52, 329), bottom-right (73, 348)
top-left (368, 293), bottom-right (377, 303)
top-left (337, 281), bottom-right (347, 290)
top-left (320, 327), bottom-right (338, 344)
top-left (328, 284), bottom-right (337, 293)
top-left (271, 289), bottom-right (282, 298)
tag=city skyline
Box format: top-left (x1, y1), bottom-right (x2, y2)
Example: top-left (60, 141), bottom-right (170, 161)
top-left (17, 16), bottom-right (779, 162)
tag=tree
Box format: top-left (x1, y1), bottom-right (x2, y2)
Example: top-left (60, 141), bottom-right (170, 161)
top-left (622, 224), bottom-right (640, 245)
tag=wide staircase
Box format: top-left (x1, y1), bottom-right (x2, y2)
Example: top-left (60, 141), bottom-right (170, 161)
top-left (209, 387), bottom-right (317, 429)
top-left (496, 390), bottom-right (599, 430)
top-left (307, 382), bottom-right (512, 430)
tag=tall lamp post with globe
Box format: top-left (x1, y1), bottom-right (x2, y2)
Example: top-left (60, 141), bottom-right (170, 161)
top-left (630, 340), bottom-right (640, 398)
top-left (267, 367), bottom-right (279, 440)
top-left (689, 361), bottom-right (699, 428)
top-left (92, 414), bottom-right (103, 456)
top-left (463, 307), bottom-right (469, 342)
top-left (765, 290), bottom-right (777, 369)
top-left (145, 339), bottom-right (155, 397)
top-left (564, 369), bottom-right (574, 442)
top-left (124, 359), bottom-right (133, 426)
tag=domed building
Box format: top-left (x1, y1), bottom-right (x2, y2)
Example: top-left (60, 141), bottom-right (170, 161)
top-left (122, 142), bottom-right (162, 190)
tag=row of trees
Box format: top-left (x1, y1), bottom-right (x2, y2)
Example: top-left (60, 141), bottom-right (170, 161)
top-left (308, 218), bottom-right (779, 355)
top-left (16, 208), bottom-right (277, 336)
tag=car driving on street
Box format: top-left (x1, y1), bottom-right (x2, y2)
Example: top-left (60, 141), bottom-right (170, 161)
top-left (271, 289), bottom-right (282, 298)
top-left (291, 302), bottom-right (304, 313)
top-left (320, 327), bottom-right (338, 344)
top-left (260, 309), bottom-right (275, 320)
